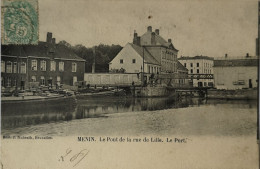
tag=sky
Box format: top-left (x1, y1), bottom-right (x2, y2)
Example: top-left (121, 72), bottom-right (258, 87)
top-left (39, 0), bottom-right (258, 58)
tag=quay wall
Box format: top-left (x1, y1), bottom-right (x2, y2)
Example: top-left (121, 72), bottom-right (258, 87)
top-left (207, 89), bottom-right (257, 100)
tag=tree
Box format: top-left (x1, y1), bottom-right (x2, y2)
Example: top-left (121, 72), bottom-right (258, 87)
top-left (58, 40), bottom-right (72, 48)
top-left (58, 41), bottom-right (123, 72)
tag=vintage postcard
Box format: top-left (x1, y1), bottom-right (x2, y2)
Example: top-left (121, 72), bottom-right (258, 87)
top-left (1, 0), bottom-right (259, 169)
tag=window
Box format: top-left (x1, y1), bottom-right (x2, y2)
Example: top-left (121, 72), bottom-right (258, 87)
top-left (190, 69), bottom-right (193, 74)
top-left (31, 60), bottom-right (37, 71)
top-left (72, 62), bottom-right (77, 72)
top-left (184, 63), bottom-right (186, 67)
top-left (31, 76), bottom-right (36, 82)
top-left (6, 61), bottom-right (12, 73)
top-left (1, 61), bottom-right (5, 72)
top-left (13, 62), bottom-right (17, 73)
top-left (132, 59), bottom-right (136, 63)
top-left (1, 77), bottom-right (4, 86)
top-left (20, 62), bottom-right (26, 74)
top-left (50, 61), bottom-right (56, 71)
top-left (59, 62), bottom-right (64, 71)
top-left (197, 63), bottom-right (199, 67)
top-left (57, 76), bottom-right (61, 85)
top-left (73, 76), bottom-right (77, 85)
top-left (197, 69), bottom-right (199, 73)
top-left (120, 59), bottom-right (123, 64)
top-left (7, 77), bottom-right (11, 87)
top-left (40, 76), bottom-right (45, 85)
top-left (148, 66), bottom-right (150, 73)
top-left (12, 78), bottom-right (17, 87)
top-left (40, 60), bottom-right (46, 71)
top-left (190, 63), bottom-right (193, 67)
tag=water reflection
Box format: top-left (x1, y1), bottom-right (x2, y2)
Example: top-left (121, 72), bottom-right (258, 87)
top-left (1, 96), bottom-right (257, 130)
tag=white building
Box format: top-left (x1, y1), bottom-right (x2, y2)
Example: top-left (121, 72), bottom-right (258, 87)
top-left (109, 26), bottom-right (178, 75)
top-left (213, 56), bottom-right (258, 89)
top-left (178, 56), bottom-right (214, 87)
top-left (109, 43), bottom-right (160, 74)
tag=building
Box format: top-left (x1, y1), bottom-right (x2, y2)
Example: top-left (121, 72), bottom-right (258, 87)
top-left (213, 54), bottom-right (258, 90)
top-left (178, 56), bottom-right (214, 87)
top-left (176, 61), bottom-right (189, 87)
top-left (109, 26), bottom-right (179, 85)
top-left (1, 32), bottom-right (85, 90)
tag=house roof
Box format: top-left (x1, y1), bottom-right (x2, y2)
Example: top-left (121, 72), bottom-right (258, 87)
top-left (214, 59), bottom-right (259, 67)
top-left (140, 32), bottom-right (178, 51)
top-left (177, 61), bottom-right (188, 72)
top-left (129, 43), bottom-right (160, 65)
top-left (178, 56), bottom-right (214, 60)
top-left (1, 41), bottom-right (85, 61)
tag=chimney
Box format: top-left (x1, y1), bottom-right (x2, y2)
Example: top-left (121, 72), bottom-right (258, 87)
top-left (155, 29), bottom-right (159, 35)
top-left (147, 26), bottom-right (152, 32)
top-left (46, 32), bottom-right (52, 43)
top-left (225, 54), bottom-right (228, 58)
top-left (137, 36), bottom-right (141, 46)
top-left (151, 32), bottom-right (156, 45)
top-left (246, 53), bottom-right (250, 58)
top-left (168, 39), bottom-right (172, 43)
top-left (52, 38), bottom-right (56, 44)
top-left (133, 32), bottom-right (138, 45)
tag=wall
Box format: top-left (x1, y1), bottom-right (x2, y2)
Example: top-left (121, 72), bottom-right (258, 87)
top-left (84, 73), bottom-right (141, 86)
top-left (161, 48), bottom-right (178, 73)
top-left (109, 44), bottom-right (144, 73)
top-left (1, 57), bottom-right (28, 90)
top-left (178, 58), bottom-right (214, 87)
top-left (146, 46), bottom-right (178, 73)
top-left (214, 66), bottom-right (258, 89)
top-left (1, 56), bottom-right (85, 89)
top-left (28, 58), bottom-right (85, 86)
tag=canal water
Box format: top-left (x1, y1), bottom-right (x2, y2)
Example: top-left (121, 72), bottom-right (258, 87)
top-left (1, 96), bottom-right (257, 137)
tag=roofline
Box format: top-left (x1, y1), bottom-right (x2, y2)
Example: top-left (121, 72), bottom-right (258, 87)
top-left (143, 45), bottom-right (179, 51)
top-left (178, 56), bottom-right (214, 60)
top-left (144, 62), bottom-right (161, 66)
top-left (54, 58), bottom-right (86, 62)
top-left (129, 43), bottom-right (160, 65)
top-left (214, 65), bottom-right (258, 67)
top-left (213, 58), bottom-right (259, 61)
top-left (1, 54), bottom-right (85, 62)
top-left (28, 56), bottom-right (51, 59)
top-left (1, 55), bottom-right (27, 59)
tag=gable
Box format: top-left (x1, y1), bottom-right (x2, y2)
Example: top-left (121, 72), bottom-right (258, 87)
top-left (110, 43), bottom-right (160, 65)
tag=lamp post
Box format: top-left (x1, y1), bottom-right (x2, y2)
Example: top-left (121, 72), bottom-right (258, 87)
top-left (142, 46), bottom-right (145, 86)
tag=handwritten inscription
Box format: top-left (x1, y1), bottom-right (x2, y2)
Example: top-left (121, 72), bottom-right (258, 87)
top-left (58, 148), bottom-right (89, 167)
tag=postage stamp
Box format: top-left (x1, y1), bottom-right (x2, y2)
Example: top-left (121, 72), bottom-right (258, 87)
top-left (1, 0), bottom-right (39, 45)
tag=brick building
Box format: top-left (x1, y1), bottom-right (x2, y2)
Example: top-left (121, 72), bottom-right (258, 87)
top-left (1, 32), bottom-right (85, 90)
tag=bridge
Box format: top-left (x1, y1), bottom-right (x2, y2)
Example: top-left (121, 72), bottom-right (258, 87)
top-left (155, 73), bottom-right (214, 79)
top-left (83, 73), bottom-right (214, 88)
